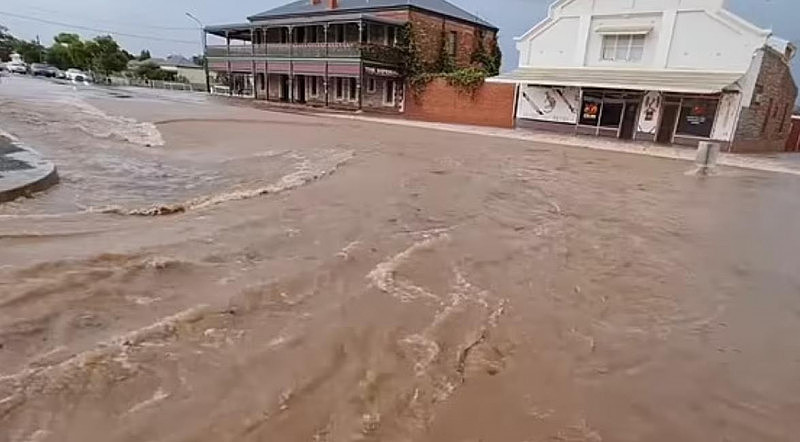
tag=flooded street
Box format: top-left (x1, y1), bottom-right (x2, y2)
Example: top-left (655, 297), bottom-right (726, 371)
top-left (1, 76), bottom-right (800, 441)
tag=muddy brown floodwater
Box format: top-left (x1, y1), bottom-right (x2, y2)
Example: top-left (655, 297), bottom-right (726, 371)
top-left (1, 77), bottom-right (800, 442)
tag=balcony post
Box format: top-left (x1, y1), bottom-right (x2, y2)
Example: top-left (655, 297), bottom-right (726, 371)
top-left (251, 28), bottom-right (257, 99)
top-left (225, 31), bottom-right (232, 96)
top-left (288, 25), bottom-right (294, 57)
top-left (358, 21), bottom-right (364, 44)
top-left (324, 61), bottom-right (329, 107)
top-left (324, 24), bottom-right (329, 57)
top-left (358, 62), bottom-right (363, 110)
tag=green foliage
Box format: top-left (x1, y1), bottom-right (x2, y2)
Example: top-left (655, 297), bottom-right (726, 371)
top-left (0, 25), bottom-right (18, 61)
top-left (88, 36), bottom-right (129, 77)
top-left (45, 44), bottom-right (72, 70)
top-left (396, 23), bottom-right (423, 79)
top-left (441, 67), bottom-right (487, 95)
top-left (133, 62), bottom-right (177, 81)
top-left (435, 31), bottom-right (455, 74)
top-left (13, 40), bottom-right (45, 63)
top-left (471, 35), bottom-right (502, 76)
top-left (138, 49), bottom-right (151, 61)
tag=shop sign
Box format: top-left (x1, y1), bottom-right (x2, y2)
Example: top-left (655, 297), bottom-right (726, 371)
top-left (517, 85), bottom-right (580, 124)
top-left (365, 67), bottom-right (399, 77)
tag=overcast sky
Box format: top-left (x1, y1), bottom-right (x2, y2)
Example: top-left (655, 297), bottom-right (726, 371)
top-left (1, 0), bottom-right (797, 77)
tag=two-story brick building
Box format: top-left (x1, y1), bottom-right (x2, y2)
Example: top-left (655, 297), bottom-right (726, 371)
top-left (204, 0), bottom-right (498, 112)
top-left (492, 0), bottom-right (797, 152)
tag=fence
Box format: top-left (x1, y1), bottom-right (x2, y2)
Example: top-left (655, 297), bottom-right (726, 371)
top-left (107, 77), bottom-right (207, 93)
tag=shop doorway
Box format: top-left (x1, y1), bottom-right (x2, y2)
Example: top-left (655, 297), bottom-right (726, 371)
top-left (280, 75), bottom-right (290, 102)
top-left (619, 102), bottom-right (639, 140)
top-left (657, 103), bottom-right (680, 144)
top-left (296, 75), bottom-right (306, 103)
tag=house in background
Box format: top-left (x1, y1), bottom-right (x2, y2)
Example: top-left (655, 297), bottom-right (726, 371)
top-left (493, 0), bottom-right (797, 152)
top-left (127, 55), bottom-right (208, 86)
top-left (203, 0), bottom-right (498, 112)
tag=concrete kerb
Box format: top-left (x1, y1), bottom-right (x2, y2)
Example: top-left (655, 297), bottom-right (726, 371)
top-left (0, 130), bottom-right (59, 203)
top-left (316, 113), bottom-right (800, 177)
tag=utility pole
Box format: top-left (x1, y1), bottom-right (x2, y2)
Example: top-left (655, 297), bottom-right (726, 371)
top-left (186, 12), bottom-right (210, 93)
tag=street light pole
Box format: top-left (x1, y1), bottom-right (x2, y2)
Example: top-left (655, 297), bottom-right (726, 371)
top-left (186, 12), bottom-right (210, 93)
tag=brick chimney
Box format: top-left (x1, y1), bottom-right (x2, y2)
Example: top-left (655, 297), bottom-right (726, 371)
top-left (328, 0), bottom-right (338, 9)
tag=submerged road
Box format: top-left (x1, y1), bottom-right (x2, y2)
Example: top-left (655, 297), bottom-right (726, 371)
top-left (1, 76), bottom-right (800, 441)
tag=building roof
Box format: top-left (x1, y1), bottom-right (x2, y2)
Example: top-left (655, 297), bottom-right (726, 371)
top-left (490, 67), bottom-right (747, 94)
top-left (247, 0), bottom-right (496, 29)
top-left (205, 13), bottom-right (406, 37)
top-left (127, 55), bottom-right (202, 70)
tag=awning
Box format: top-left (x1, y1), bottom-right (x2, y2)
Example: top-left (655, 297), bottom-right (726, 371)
top-left (594, 24), bottom-right (653, 35)
top-left (488, 67), bottom-right (746, 94)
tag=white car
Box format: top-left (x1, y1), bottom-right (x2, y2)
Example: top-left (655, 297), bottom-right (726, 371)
top-left (7, 62), bottom-right (28, 74)
top-left (65, 68), bottom-right (90, 82)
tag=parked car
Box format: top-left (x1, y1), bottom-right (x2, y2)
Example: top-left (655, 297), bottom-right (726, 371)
top-left (31, 64), bottom-right (58, 77)
top-left (54, 69), bottom-right (66, 79)
top-left (65, 68), bottom-right (90, 83)
top-left (7, 62), bottom-right (28, 74)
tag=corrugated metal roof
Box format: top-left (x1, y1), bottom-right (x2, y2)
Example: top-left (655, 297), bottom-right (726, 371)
top-left (490, 67), bottom-right (746, 94)
top-left (205, 13), bottom-right (406, 37)
top-left (247, 0), bottom-right (495, 29)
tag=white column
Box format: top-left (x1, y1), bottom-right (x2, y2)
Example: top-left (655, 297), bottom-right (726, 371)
top-left (655, 9), bottom-right (677, 68)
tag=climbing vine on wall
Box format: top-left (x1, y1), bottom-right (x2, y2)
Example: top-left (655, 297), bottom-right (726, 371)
top-left (394, 22), bottom-right (502, 98)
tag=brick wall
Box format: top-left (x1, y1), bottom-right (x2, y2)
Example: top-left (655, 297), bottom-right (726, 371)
top-left (786, 117), bottom-right (800, 152)
top-left (404, 78), bottom-right (515, 128)
top-left (733, 47), bottom-right (798, 152)
top-left (408, 10), bottom-right (497, 71)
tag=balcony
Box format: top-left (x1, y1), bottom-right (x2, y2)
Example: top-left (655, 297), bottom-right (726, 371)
top-left (207, 43), bottom-right (402, 65)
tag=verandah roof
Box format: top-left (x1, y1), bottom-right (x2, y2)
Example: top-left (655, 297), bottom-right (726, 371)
top-left (205, 13), bottom-right (406, 39)
top-left (489, 67), bottom-right (747, 94)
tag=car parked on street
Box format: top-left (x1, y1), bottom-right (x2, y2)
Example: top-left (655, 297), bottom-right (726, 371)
top-left (31, 64), bottom-right (58, 77)
top-left (65, 68), bottom-right (90, 83)
top-left (7, 62), bottom-right (28, 74)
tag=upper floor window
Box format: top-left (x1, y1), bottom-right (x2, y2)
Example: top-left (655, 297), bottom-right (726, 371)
top-left (602, 34), bottom-right (645, 62)
top-left (447, 31), bottom-right (458, 56)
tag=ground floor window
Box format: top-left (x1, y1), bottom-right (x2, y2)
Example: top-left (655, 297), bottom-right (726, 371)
top-left (676, 99), bottom-right (718, 138)
top-left (384, 80), bottom-right (396, 105)
top-left (368, 78), bottom-right (376, 93)
top-left (579, 94), bottom-right (602, 126)
top-left (335, 77), bottom-right (343, 99)
top-left (600, 102), bottom-right (624, 127)
top-left (349, 78), bottom-right (357, 101)
top-left (309, 76), bottom-right (318, 97)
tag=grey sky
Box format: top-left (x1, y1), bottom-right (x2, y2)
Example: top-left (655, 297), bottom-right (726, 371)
top-left (1, 0), bottom-right (798, 79)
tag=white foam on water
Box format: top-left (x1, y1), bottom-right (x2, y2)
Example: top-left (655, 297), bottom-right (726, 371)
top-left (101, 150), bottom-right (355, 216)
top-left (55, 97), bottom-right (165, 147)
top-left (366, 233), bottom-right (450, 302)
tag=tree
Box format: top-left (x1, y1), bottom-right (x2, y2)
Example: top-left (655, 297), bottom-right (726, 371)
top-left (14, 39), bottom-right (45, 63)
top-left (87, 35), bottom-right (128, 77)
top-left (0, 25), bottom-right (18, 61)
top-left (45, 43), bottom-right (72, 70)
top-left (138, 49), bottom-right (151, 61)
top-left (51, 33), bottom-right (91, 70)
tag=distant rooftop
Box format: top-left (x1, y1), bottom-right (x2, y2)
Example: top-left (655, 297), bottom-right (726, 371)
top-left (247, 0), bottom-right (496, 29)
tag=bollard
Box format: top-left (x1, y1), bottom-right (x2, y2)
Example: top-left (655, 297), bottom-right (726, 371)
top-left (695, 141), bottom-right (720, 175)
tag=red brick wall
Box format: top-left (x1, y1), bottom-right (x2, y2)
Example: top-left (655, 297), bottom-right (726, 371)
top-left (404, 78), bottom-right (515, 128)
top-left (733, 47), bottom-right (798, 152)
top-left (786, 117), bottom-right (800, 152)
top-left (372, 10), bottom-right (410, 21)
top-left (408, 10), bottom-right (497, 70)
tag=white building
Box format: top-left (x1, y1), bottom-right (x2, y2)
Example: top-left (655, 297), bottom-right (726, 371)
top-left (493, 0), bottom-right (797, 152)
